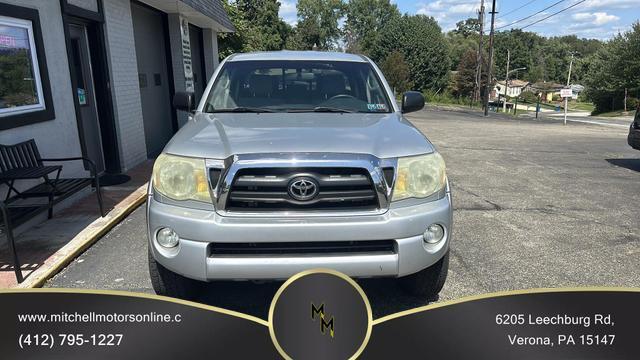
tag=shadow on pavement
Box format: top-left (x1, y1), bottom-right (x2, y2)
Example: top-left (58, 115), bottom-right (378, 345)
top-left (606, 158), bottom-right (640, 172)
top-left (194, 277), bottom-right (433, 320)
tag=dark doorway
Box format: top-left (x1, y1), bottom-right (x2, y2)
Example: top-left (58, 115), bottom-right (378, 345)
top-left (63, 8), bottom-right (121, 175)
top-left (67, 23), bottom-right (105, 173)
top-left (131, 2), bottom-right (175, 158)
top-left (189, 24), bottom-right (207, 103)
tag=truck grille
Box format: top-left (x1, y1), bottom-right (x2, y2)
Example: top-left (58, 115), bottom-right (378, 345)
top-left (209, 240), bottom-right (395, 256)
top-left (225, 167), bottom-right (379, 212)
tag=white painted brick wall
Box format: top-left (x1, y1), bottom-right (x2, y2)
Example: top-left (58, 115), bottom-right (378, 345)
top-left (102, 0), bottom-right (148, 171)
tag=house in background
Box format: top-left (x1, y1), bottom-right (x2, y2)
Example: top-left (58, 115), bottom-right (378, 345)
top-left (571, 84), bottom-right (585, 100)
top-left (524, 81), bottom-right (565, 102)
top-left (0, 0), bottom-right (233, 193)
top-left (493, 79), bottom-right (530, 99)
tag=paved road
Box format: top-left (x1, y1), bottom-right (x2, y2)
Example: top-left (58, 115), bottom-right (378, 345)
top-left (46, 108), bottom-right (640, 320)
top-left (536, 111), bottom-right (633, 128)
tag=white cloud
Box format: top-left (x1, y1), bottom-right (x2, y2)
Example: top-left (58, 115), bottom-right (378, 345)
top-left (572, 12), bottom-right (620, 26)
top-left (416, 0), bottom-right (480, 31)
top-left (582, 0), bottom-right (638, 10)
top-left (279, 0), bottom-right (297, 25)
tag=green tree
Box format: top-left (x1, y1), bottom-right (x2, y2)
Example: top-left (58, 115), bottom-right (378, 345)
top-left (452, 48), bottom-right (478, 98)
top-left (452, 18), bottom-right (480, 38)
top-left (343, 0), bottom-right (400, 55)
top-left (492, 30), bottom-right (542, 83)
top-left (237, 0), bottom-right (291, 51)
top-left (538, 39), bottom-right (571, 82)
top-left (446, 32), bottom-right (477, 71)
top-left (583, 22), bottom-right (640, 113)
top-left (287, 0), bottom-right (345, 50)
top-left (218, 0), bottom-right (290, 59)
top-left (371, 14), bottom-right (450, 91)
top-left (380, 50), bottom-right (413, 94)
top-left (482, 30), bottom-right (604, 84)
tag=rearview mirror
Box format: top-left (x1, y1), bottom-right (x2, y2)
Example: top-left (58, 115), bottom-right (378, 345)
top-left (401, 91), bottom-right (425, 114)
top-left (173, 91), bottom-right (195, 113)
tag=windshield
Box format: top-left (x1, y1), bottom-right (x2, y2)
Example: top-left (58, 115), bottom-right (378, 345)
top-left (203, 60), bottom-right (392, 113)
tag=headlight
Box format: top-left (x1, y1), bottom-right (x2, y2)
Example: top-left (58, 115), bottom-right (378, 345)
top-left (392, 152), bottom-right (446, 202)
top-left (152, 153), bottom-right (210, 202)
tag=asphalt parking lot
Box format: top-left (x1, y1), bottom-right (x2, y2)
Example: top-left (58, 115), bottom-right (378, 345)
top-left (46, 108), bottom-right (640, 319)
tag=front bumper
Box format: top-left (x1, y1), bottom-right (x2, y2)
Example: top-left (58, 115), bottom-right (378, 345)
top-left (147, 193), bottom-right (453, 281)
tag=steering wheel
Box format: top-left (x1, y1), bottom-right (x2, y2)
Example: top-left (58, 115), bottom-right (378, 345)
top-left (328, 94), bottom-right (358, 101)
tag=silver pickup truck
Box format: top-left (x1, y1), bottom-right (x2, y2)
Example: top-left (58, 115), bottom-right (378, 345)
top-left (147, 51), bottom-right (452, 300)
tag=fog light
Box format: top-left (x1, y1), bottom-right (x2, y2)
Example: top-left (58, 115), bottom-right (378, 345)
top-left (157, 227), bottom-right (179, 248)
top-left (423, 224), bottom-right (445, 244)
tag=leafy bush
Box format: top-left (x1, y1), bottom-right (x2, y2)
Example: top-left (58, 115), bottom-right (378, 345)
top-left (520, 91), bottom-right (538, 103)
top-left (371, 14), bottom-right (450, 91)
top-left (452, 49), bottom-right (477, 98)
top-left (583, 22), bottom-right (640, 113)
top-left (423, 89), bottom-right (472, 106)
top-left (381, 50), bottom-right (413, 95)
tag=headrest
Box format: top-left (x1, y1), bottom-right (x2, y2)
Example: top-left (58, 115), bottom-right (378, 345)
top-left (320, 73), bottom-right (346, 98)
top-left (248, 74), bottom-right (273, 97)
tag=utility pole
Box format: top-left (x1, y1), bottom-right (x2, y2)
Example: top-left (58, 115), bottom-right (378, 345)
top-left (503, 49), bottom-right (510, 113)
top-left (483, 0), bottom-right (497, 117)
top-left (473, 0), bottom-right (485, 107)
top-left (624, 87), bottom-right (628, 112)
top-left (563, 52), bottom-right (574, 126)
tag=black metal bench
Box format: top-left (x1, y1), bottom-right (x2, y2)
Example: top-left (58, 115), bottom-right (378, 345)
top-left (0, 139), bottom-right (104, 283)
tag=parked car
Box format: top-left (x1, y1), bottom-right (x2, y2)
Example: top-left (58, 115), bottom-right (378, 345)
top-left (628, 105), bottom-right (640, 150)
top-left (147, 51), bottom-right (452, 300)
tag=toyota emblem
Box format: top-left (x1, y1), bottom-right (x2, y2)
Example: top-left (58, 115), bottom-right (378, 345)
top-left (288, 177), bottom-right (319, 201)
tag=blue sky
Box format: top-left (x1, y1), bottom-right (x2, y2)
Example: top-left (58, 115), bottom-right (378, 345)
top-left (278, 0), bottom-right (639, 40)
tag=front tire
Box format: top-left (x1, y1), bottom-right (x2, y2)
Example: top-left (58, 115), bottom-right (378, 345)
top-left (148, 247), bottom-right (200, 300)
top-left (400, 250), bottom-right (449, 299)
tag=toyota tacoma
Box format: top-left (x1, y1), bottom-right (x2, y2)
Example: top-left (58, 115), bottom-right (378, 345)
top-left (147, 51), bottom-right (452, 300)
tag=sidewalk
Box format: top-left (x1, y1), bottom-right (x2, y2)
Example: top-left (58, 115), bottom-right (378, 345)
top-left (0, 161), bottom-right (153, 288)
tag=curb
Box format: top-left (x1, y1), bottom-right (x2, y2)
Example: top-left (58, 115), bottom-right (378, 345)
top-left (16, 183), bottom-right (148, 289)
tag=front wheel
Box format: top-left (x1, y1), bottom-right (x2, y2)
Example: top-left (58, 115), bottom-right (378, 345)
top-left (148, 247), bottom-right (200, 300)
top-left (400, 250), bottom-right (449, 299)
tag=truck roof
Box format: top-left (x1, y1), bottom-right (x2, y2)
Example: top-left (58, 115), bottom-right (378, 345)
top-left (227, 50), bottom-right (368, 63)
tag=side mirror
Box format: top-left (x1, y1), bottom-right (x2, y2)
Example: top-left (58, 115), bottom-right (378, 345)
top-left (401, 91), bottom-right (425, 114)
top-left (173, 91), bottom-right (195, 112)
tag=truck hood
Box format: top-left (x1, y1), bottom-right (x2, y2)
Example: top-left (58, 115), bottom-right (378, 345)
top-left (163, 112), bottom-right (434, 159)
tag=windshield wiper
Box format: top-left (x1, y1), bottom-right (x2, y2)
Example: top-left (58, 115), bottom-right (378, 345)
top-left (288, 107), bottom-right (356, 113)
top-left (211, 107), bottom-right (276, 113)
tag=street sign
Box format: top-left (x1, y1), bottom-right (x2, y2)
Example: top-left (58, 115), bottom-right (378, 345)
top-left (560, 88), bottom-right (572, 98)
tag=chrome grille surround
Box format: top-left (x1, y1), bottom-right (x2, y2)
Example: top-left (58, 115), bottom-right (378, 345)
top-left (207, 153), bottom-right (397, 217)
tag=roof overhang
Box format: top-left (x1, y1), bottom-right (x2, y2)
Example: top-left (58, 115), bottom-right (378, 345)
top-left (137, 0), bottom-right (234, 32)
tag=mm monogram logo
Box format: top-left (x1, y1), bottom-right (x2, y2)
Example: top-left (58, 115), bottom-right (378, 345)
top-left (311, 303), bottom-right (335, 338)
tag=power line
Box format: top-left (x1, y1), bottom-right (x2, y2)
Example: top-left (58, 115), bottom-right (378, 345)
top-left (495, 0), bottom-right (566, 30)
top-left (519, 0), bottom-right (587, 30)
top-left (499, 0), bottom-right (538, 19)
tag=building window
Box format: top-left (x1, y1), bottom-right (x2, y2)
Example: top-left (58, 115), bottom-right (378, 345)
top-left (0, 15), bottom-right (44, 116)
top-left (0, 4), bottom-right (54, 130)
